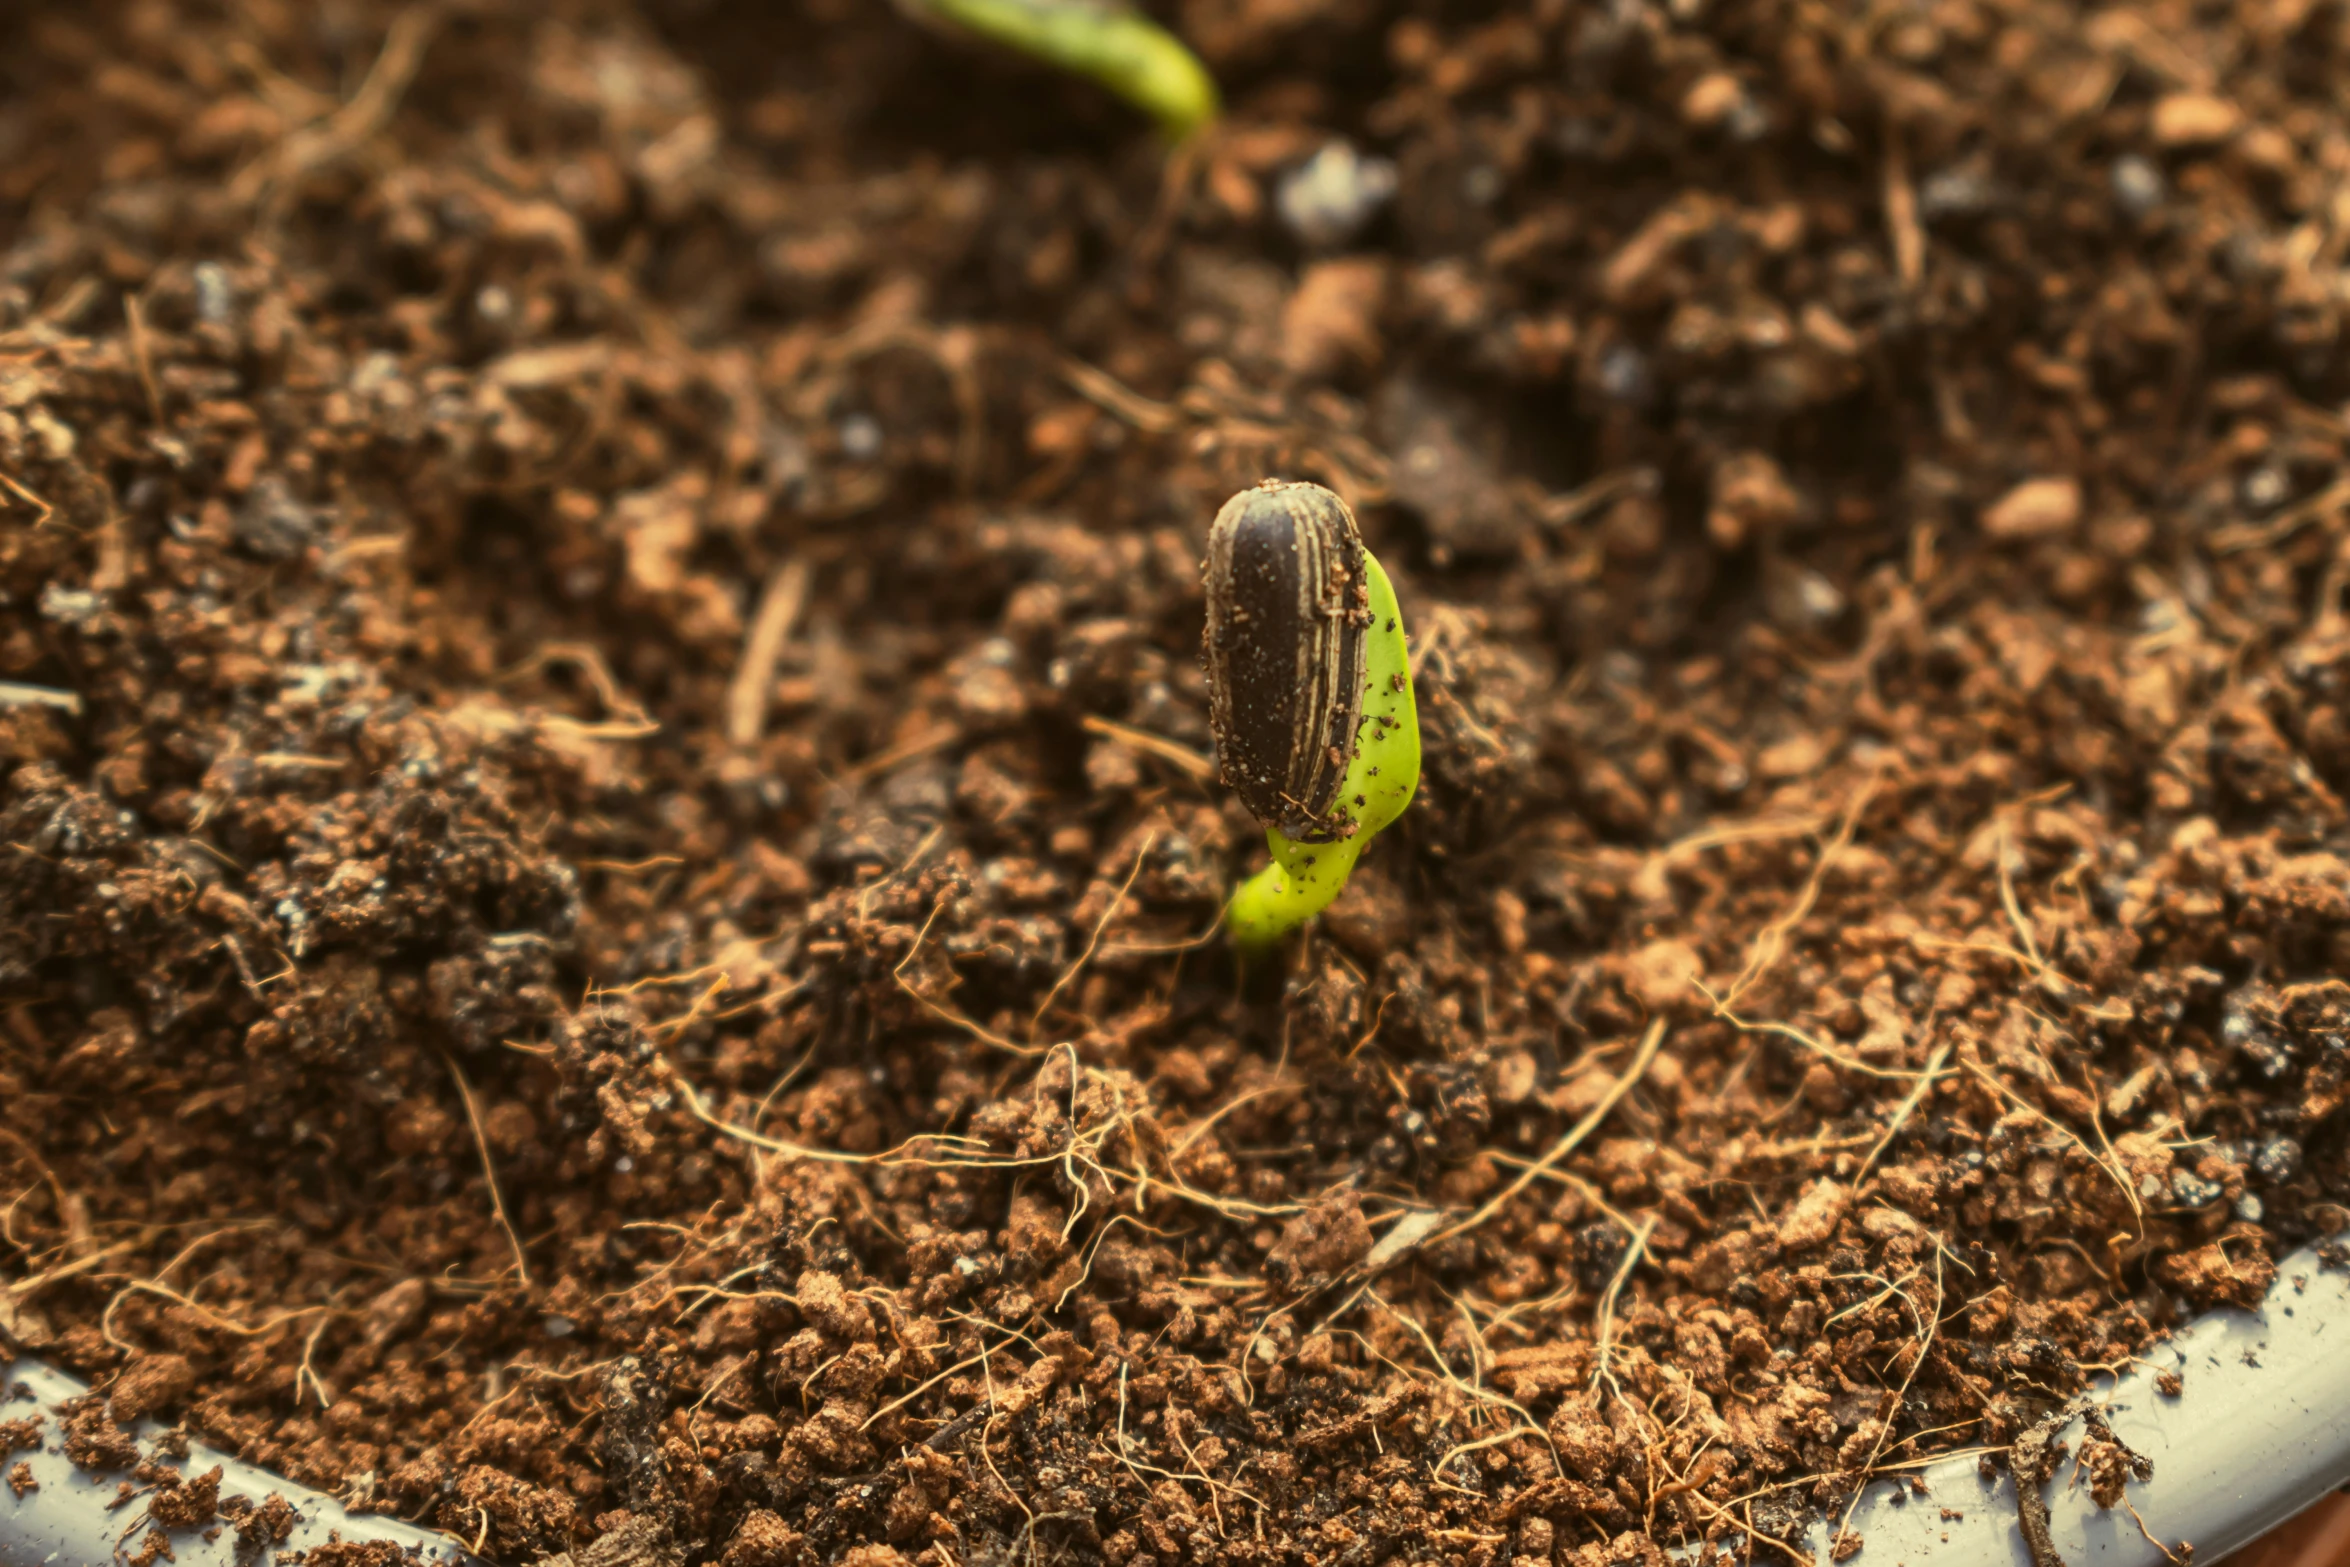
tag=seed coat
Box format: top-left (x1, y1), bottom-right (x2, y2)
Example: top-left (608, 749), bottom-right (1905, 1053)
top-left (1203, 480), bottom-right (1372, 842)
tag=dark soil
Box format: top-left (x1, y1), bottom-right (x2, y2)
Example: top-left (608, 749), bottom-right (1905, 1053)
top-left (3, 1), bottom-right (2348, 1565)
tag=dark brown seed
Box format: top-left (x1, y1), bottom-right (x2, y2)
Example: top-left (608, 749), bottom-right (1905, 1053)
top-left (1202, 480), bottom-right (1372, 841)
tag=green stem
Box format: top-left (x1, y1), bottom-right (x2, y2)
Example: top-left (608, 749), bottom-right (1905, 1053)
top-left (1226, 548), bottom-right (1418, 951)
top-left (1228, 829), bottom-right (1365, 949)
top-left (908, 0), bottom-right (1219, 140)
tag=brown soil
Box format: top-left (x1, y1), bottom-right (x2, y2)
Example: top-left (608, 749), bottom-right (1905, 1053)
top-left (3, 1), bottom-right (2348, 1564)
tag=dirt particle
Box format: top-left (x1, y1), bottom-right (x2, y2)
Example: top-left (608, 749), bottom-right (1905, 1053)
top-left (1619, 940), bottom-right (1705, 1016)
top-left (1980, 477), bottom-right (2083, 542)
top-left (1282, 258), bottom-right (1387, 380)
top-left (1270, 1192), bottom-right (1375, 1285)
top-left (107, 1353), bottom-right (194, 1425)
top-left (2150, 92), bottom-right (2244, 147)
top-left (1777, 1178), bottom-right (1852, 1252)
top-left (150, 1464), bottom-right (222, 1528)
top-left (718, 1509), bottom-right (803, 1567)
top-left (2155, 1242), bottom-right (2276, 1311)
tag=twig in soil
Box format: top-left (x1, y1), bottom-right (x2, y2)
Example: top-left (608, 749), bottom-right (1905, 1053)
top-left (1699, 998), bottom-right (1924, 1081)
top-left (1433, 1427), bottom-right (1553, 1489)
top-left (501, 640), bottom-right (657, 736)
top-left (2008, 1403), bottom-right (2077, 1567)
top-left (2208, 471), bottom-right (2350, 554)
top-left (1127, 133), bottom-right (1205, 280)
top-left (1857, 1041), bottom-right (1954, 1182)
top-left (1481, 1157), bottom-right (1641, 1239)
top-left (892, 896), bottom-right (1036, 1056)
top-left (296, 1315), bottom-right (336, 1410)
top-left (5, 1235), bottom-right (143, 1302)
top-left (1467, 1273), bottom-right (1582, 1343)
top-left (1883, 122), bottom-right (1925, 288)
top-left (833, 722), bottom-right (961, 787)
top-left (2124, 1499), bottom-right (2190, 1566)
top-left (230, 5), bottom-right (442, 213)
top-left (1079, 714), bottom-right (1215, 779)
top-left (1722, 765), bottom-right (1885, 1011)
top-left (1962, 1060), bottom-right (2141, 1224)
top-left (0, 468), bottom-right (55, 526)
top-left (1832, 1250), bottom-right (1949, 1542)
top-left (1111, 1363), bottom-right (1149, 1491)
top-left (102, 1281), bottom-right (337, 1346)
top-left (969, 1343), bottom-right (1041, 1559)
top-left (727, 559), bottom-right (812, 749)
top-left (1632, 808), bottom-right (1827, 898)
top-left (0, 681), bottom-right (81, 715)
top-left (1367, 1292), bottom-right (1554, 1469)
top-left (1679, 1495), bottom-right (1810, 1567)
top-left (1345, 987), bottom-right (1395, 1059)
top-left (122, 295), bottom-right (163, 424)
top-left (1995, 822), bottom-right (2043, 967)
top-left (444, 1053), bottom-right (531, 1286)
top-left (1058, 356), bottom-right (1182, 432)
top-left (648, 972), bottom-right (732, 1040)
top-left (861, 1343), bottom-right (1002, 1433)
top-left (676, 1079), bottom-right (1014, 1168)
top-left (859, 822), bottom-right (947, 920)
top-left (576, 856), bottom-right (687, 876)
top-left (1535, 467), bottom-right (1659, 530)
top-left (0, 1127), bottom-right (88, 1260)
top-left (1097, 902), bottom-right (1229, 959)
top-left (1030, 833), bottom-right (1155, 1032)
top-left (1588, 1215), bottom-right (1657, 1393)
top-left (1429, 1019), bottom-right (1665, 1249)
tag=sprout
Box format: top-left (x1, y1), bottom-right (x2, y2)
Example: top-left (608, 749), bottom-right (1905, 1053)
top-left (897, 0), bottom-right (1219, 142)
top-left (1202, 480), bottom-right (1420, 949)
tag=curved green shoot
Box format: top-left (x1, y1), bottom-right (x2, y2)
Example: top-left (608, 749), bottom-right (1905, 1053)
top-left (904, 0), bottom-right (1220, 142)
top-left (1227, 548), bottom-right (1419, 950)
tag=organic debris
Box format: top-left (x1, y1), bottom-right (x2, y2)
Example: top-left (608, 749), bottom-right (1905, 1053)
top-left (3, 1), bottom-right (2349, 1565)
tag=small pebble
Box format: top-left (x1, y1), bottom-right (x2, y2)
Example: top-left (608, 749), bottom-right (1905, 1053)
top-left (1981, 475), bottom-right (2082, 542)
top-left (1918, 164), bottom-right (1995, 222)
top-left (2111, 154), bottom-right (2166, 218)
top-left (41, 583), bottom-right (104, 628)
top-left (1277, 141), bottom-right (1398, 249)
top-left (234, 475), bottom-right (319, 561)
top-left (2239, 464), bottom-right (2290, 513)
top-left (192, 261), bottom-right (236, 327)
top-left (1763, 556), bottom-right (1845, 632)
top-left (1596, 342), bottom-right (1654, 406)
top-left (1681, 72), bottom-right (1745, 128)
top-left (2170, 1168), bottom-right (2223, 1208)
top-left (838, 413), bottom-right (883, 461)
top-left (2254, 1136), bottom-right (2303, 1184)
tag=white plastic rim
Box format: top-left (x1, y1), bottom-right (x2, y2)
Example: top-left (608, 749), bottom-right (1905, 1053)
top-left (0, 1353), bottom-right (479, 1566)
top-left (1704, 1243), bottom-right (2350, 1564)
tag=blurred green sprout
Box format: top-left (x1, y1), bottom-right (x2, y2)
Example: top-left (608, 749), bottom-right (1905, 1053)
top-left (898, 0), bottom-right (1219, 141)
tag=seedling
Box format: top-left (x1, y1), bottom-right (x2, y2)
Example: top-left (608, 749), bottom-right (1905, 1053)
top-left (1202, 479), bottom-right (1420, 949)
top-left (896, 0), bottom-right (1219, 141)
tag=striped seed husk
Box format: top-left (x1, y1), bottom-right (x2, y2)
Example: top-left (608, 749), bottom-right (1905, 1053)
top-left (1202, 479), bottom-right (1373, 842)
